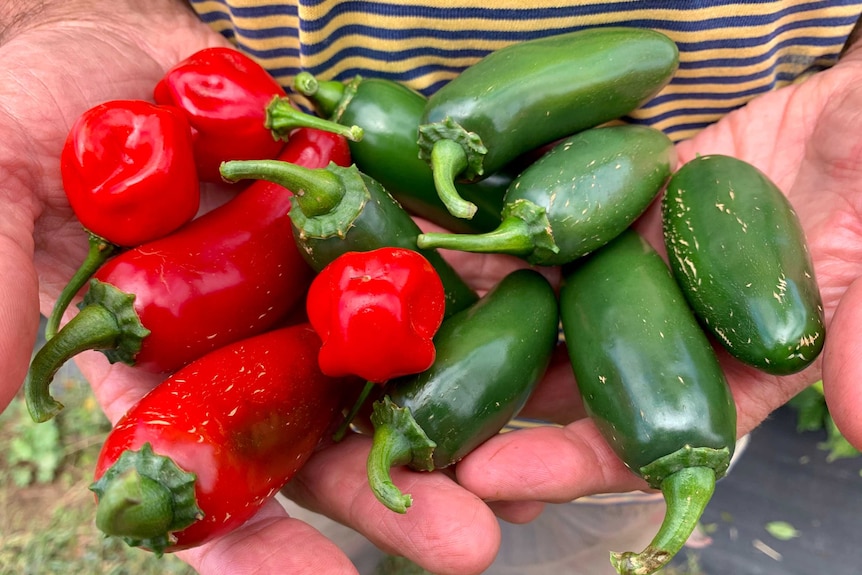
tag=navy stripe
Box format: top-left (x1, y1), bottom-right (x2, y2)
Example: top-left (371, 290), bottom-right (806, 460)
top-left (231, 39), bottom-right (301, 59)
top-left (230, 25), bottom-right (301, 41)
top-left (193, 0), bottom-right (298, 18)
top-left (194, 9), bottom-right (233, 25)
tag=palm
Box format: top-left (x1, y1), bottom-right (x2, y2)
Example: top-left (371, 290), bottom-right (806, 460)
top-left (0, 7), bottom-right (359, 575)
top-left (0, 5), bottom-right (224, 412)
top-left (1, 7), bottom-right (504, 574)
top-left (672, 51), bottom-right (862, 433)
top-left (456, 49), bottom-right (862, 506)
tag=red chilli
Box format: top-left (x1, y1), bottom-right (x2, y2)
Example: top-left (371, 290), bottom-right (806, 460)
top-left (48, 99), bottom-right (200, 339)
top-left (154, 46), bottom-right (363, 182)
top-left (90, 324), bottom-right (351, 554)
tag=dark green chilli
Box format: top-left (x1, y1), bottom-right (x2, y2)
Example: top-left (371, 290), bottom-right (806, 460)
top-left (367, 268), bottom-right (559, 513)
top-left (219, 160), bottom-right (478, 318)
top-left (662, 154), bottom-right (825, 375)
top-left (417, 27), bottom-right (679, 219)
top-left (559, 229), bottom-right (736, 575)
top-left (291, 72), bottom-right (508, 234)
top-left (417, 125), bottom-right (675, 266)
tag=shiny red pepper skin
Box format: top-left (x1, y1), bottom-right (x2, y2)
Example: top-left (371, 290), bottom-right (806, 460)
top-left (306, 247), bottom-right (446, 384)
top-left (24, 129), bottom-right (351, 423)
top-left (60, 99), bottom-right (200, 246)
top-left (94, 128), bottom-right (351, 371)
top-left (91, 324), bottom-right (349, 553)
top-left (47, 100), bottom-right (201, 342)
top-left (153, 47), bottom-right (287, 182)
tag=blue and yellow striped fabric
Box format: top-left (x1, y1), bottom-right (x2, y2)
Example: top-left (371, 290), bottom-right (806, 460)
top-left (189, 0), bottom-right (861, 141)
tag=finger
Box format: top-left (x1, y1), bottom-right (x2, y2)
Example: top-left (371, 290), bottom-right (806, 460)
top-left (283, 434), bottom-right (501, 575)
top-left (823, 277), bottom-right (862, 449)
top-left (0, 232), bottom-right (40, 412)
top-left (179, 498), bottom-right (360, 575)
top-left (486, 500), bottom-right (546, 525)
top-left (456, 418), bottom-right (646, 503)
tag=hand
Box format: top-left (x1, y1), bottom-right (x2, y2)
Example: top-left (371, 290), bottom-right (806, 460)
top-left (455, 43), bottom-right (862, 507)
top-left (1, 3), bottom-right (511, 574)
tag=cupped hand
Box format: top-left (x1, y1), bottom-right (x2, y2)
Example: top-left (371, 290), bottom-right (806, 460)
top-left (455, 45), bottom-right (862, 508)
top-left (0, 3), bottom-right (607, 567)
top-left (0, 2), bottom-right (503, 574)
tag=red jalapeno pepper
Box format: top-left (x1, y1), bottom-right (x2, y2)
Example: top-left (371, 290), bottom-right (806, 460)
top-left (25, 128), bottom-right (351, 423)
top-left (154, 46), bottom-right (363, 182)
top-left (47, 99), bottom-right (201, 340)
top-left (89, 323), bottom-right (350, 554)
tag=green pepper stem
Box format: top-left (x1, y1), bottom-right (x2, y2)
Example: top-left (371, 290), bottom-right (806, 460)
top-left (45, 233), bottom-right (118, 341)
top-left (332, 380), bottom-right (376, 442)
top-left (220, 159), bottom-right (345, 218)
top-left (26, 279), bottom-right (149, 423)
top-left (265, 95), bottom-right (363, 141)
top-left (610, 466), bottom-right (716, 575)
top-left (95, 468), bottom-right (175, 540)
top-left (25, 304), bottom-right (122, 422)
top-left (417, 199), bottom-right (559, 264)
top-left (430, 139), bottom-right (478, 220)
top-left (366, 421), bottom-right (416, 514)
top-left (367, 396), bottom-right (437, 513)
top-left (292, 72), bottom-right (347, 118)
top-left (90, 443), bottom-right (201, 555)
top-left (417, 217), bottom-right (534, 256)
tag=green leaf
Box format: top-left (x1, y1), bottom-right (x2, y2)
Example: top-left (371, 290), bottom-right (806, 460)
top-left (787, 385), bottom-right (828, 432)
top-left (765, 521), bottom-right (800, 540)
top-left (820, 415), bottom-right (862, 462)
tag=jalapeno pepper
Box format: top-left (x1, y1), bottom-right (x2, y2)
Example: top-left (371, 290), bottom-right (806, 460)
top-left (417, 27), bottom-right (679, 219)
top-left (366, 268), bottom-right (559, 513)
top-left (219, 159), bottom-right (478, 318)
top-left (662, 154), bottom-right (825, 375)
top-left (25, 129), bottom-right (351, 423)
top-left (559, 229), bottom-right (737, 575)
top-left (90, 323), bottom-right (350, 554)
top-left (287, 72), bottom-right (508, 234)
top-left (417, 125), bottom-right (675, 265)
top-left (48, 99), bottom-right (201, 340)
top-left (154, 47), bottom-right (363, 182)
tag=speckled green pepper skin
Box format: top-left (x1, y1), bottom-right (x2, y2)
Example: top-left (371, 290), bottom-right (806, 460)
top-left (560, 229), bottom-right (736, 477)
top-left (418, 27), bottom-right (679, 180)
top-left (662, 154), bottom-right (825, 375)
top-left (510, 125), bottom-right (673, 264)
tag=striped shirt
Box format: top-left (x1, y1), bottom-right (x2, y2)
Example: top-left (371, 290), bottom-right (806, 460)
top-left (189, 0), bottom-right (861, 141)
